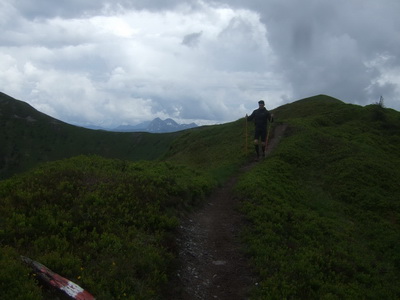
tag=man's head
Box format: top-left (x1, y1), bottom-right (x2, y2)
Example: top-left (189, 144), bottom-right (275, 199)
top-left (258, 100), bottom-right (265, 106)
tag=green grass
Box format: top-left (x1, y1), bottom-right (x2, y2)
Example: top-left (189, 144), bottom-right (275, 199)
top-left (235, 96), bottom-right (400, 299)
top-left (164, 119), bottom-right (250, 182)
top-left (0, 155), bottom-right (215, 299)
top-left (1, 93), bottom-right (400, 299)
top-left (0, 92), bottom-right (180, 180)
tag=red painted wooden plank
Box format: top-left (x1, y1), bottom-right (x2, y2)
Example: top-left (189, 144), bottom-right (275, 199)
top-left (21, 256), bottom-right (95, 300)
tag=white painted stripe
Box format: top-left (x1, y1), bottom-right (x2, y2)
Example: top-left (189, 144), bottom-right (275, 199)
top-left (60, 281), bottom-right (85, 298)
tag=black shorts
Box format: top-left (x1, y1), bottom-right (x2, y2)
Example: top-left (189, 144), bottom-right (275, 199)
top-left (254, 127), bottom-right (267, 142)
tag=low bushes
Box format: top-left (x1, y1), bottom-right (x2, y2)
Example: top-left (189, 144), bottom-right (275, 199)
top-left (236, 107), bottom-right (400, 299)
top-left (0, 155), bottom-right (215, 299)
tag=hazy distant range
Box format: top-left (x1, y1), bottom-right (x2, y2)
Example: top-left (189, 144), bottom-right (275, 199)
top-left (84, 117), bottom-right (198, 133)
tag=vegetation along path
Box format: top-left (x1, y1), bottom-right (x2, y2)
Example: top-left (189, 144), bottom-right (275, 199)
top-left (169, 124), bottom-right (287, 299)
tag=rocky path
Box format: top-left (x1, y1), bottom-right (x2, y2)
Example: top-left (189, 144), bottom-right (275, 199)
top-left (169, 124), bottom-right (287, 299)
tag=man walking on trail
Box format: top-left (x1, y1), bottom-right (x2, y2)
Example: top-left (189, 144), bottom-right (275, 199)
top-left (246, 100), bottom-right (274, 161)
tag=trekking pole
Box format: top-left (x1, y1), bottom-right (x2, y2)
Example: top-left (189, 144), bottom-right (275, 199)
top-left (245, 116), bottom-right (248, 155)
top-left (265, 121), bottom-right (272, 149)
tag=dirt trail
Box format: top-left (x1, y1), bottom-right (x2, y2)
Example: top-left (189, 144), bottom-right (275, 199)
top-left (169, 124), bottom-right (287, 299)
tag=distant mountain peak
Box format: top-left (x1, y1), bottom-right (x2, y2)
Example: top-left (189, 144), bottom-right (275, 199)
top-left (147, 118), bottom-right (197, 133)
top-left (112, 118), bottom-right (198, 133)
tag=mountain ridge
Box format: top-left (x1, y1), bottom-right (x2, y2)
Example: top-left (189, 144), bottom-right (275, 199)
top-left (2, 92), bottom-right (399, 181)
top-left (112, 117), bottom-right (198, 133)
top-left (0, 92), bottom-right (182, 179)
top-left (1, 91), bottom-right (400, 299)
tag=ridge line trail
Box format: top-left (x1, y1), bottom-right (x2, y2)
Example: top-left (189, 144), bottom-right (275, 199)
top-left (169, 124), bottom-right (287, 300)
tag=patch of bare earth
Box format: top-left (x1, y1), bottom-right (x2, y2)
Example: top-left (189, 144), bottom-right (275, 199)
top-left (168, 125), bottom-right (287, 299)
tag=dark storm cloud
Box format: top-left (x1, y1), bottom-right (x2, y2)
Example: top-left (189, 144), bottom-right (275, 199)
top-left (211, 0), bottom-right (400, 108)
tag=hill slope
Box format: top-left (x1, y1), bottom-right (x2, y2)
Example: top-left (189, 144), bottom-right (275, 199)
top-left (0, 93), bottom-right (399, 299)
top-left (0, 92), bottom-right (180, 179)
top-left (235, 95), bottom-right (400, 298)
top-left (0, 92), bottom-right (251, 181)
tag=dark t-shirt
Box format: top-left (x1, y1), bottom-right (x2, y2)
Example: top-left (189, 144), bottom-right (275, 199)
top-left (247, 107), bottom-right (272, 128)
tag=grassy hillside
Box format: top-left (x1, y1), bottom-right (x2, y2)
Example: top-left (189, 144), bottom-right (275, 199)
top-left (0, 92), bottom-right (251, 299)
top-left (164, 118), bottom-right (250, 182)
top-left (0, 92), bottom-right (251, 182)
top-left (0, 92), bottom-right (180, 179)
top-left (236, 95), bottom-right (400, 298)
top-left (1, 93), bottom-right (399, 299)
top-left (0, 156), bottom-right (216, 299)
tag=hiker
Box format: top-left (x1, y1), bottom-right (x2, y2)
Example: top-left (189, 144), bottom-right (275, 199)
top-left (246, 100), bottom-right (274, 161)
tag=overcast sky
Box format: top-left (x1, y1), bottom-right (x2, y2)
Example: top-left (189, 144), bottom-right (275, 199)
top-left (1, 0), bottom-right (399, 127)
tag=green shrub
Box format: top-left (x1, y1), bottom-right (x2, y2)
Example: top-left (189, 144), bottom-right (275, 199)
top-left (236, 98), bottom-right (400, 299)
top-left (0, 155), bottom-right (215, 299)
top-left (0, 246), bottom-right (42, 300)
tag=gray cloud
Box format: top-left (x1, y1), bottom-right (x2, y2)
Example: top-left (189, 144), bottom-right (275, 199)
top-left (13, 0), bottom-right (199, 19)
top-left (1, 0), bottom-right (399, 128)
top-left (9, 0), bottom-right (102, 19)
top-left (218, 0), bottom-right (400, 107)
top-left (182, 31), bottom-right (203, 47)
